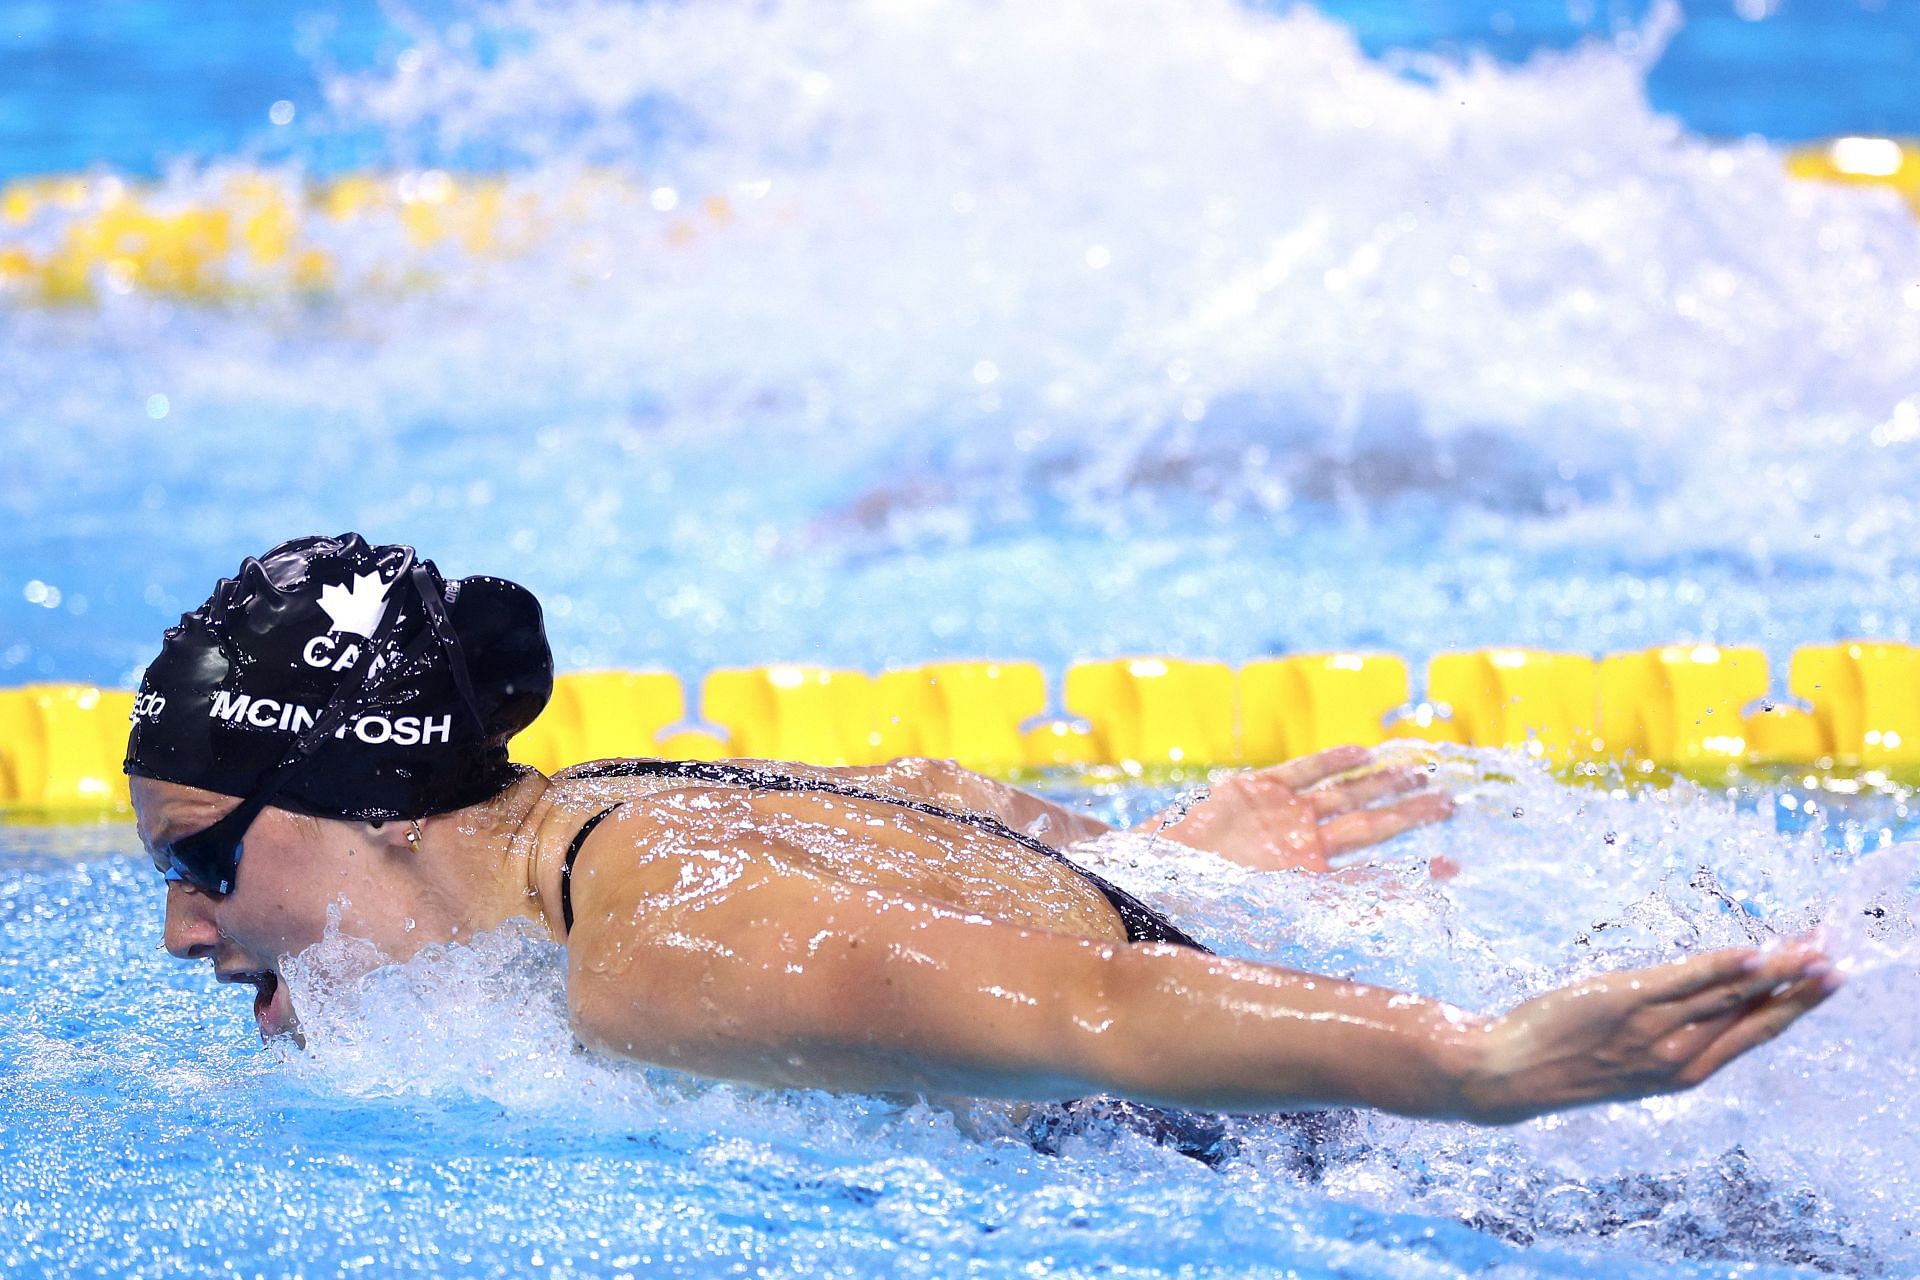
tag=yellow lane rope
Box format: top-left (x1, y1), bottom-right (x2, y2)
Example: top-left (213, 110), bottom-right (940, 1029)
top-left (0, 169), bottom-right (736, 304)
top-left (2, 138), bottom-right (1914, 305)
top-left (3, 641), bottom-right (1916, 817)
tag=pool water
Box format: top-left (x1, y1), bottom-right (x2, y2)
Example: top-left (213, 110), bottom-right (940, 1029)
top-left (4, 0), bottom-right (1920, 1275)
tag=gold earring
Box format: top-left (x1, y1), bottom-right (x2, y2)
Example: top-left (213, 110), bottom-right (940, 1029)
top-left (406, 821), bottom-right (423, 849)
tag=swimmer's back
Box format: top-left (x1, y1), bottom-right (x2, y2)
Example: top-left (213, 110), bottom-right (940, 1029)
top-left (541, 756), bottom-right (1208, 950)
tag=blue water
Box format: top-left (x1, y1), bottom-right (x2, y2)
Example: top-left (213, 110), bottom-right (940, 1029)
top-left (5, 0), bottom-right (1920, 1276)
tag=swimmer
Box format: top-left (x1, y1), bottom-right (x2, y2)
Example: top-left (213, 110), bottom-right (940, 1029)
top-left (131, 534), bottom-right (1839, 1130)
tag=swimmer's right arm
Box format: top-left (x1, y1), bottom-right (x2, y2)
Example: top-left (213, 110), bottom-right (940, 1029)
top-left (564, 817), bottom-right (1838, 1123)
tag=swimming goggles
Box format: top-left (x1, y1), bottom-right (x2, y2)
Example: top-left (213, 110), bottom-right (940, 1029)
top-left (152, 554), bottom-right (487, 895)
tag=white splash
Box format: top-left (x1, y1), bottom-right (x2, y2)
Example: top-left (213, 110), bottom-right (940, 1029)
top-left (1815, 841), bottom-right (1920, 979)
top-left (6, 0), bottom-right (1920, 582)
top-left (275, 915), bottom-right (583, 1105)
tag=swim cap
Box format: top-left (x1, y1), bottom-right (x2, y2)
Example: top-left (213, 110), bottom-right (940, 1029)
top-left (125, 533), bottom-right (552, 822)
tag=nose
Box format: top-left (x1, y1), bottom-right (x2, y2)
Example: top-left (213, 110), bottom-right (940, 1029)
top-left (163, 882), bottom-right (221, 961)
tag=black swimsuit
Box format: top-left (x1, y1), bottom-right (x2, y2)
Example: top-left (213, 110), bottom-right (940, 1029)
top-left (554, 758), bottom-right (1211, 951)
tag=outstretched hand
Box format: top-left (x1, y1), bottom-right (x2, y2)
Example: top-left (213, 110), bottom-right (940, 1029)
top-left (1138, 745), bottom-right (1455, 873)
top-left (1460, 942), bottom-right (1840, 1124)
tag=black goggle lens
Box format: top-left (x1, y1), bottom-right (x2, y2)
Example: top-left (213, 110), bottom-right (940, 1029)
top-left (154, 793), bottom-right (271, 895)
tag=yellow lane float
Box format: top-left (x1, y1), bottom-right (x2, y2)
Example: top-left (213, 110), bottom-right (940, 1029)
top-left (1599, 644), bottom-right (1770, 767)
top-left (1784, 136), bottom-right (1920, 215)
top-left (877, 661), bottom-right (1051, 772)
top-left (1242, 654), bottom-right (1410, 760)
top-left (1790, 642), bottom-right (1920, 766)
top-left (508, 670), bottom-right (723, 776)
top-left (1423, 649), bottom-right (1600, 760)
top-left (700, 666), bottom-right (879, 767)
top-left (1063, 658), bottom-right (1236, 769)
top-left (0, 168), bottom-right (739, 304)
top-left (0, 684), bottom-right (133, 813)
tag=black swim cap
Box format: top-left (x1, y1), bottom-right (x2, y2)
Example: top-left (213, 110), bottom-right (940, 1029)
top-left (125, 533), bottom-right (552, 822)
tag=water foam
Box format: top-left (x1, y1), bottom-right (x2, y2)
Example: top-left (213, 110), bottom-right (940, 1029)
top-left (7, 0), bottom-right (1920, 590)
top-left (300, 0), bottom-right (1920, 553)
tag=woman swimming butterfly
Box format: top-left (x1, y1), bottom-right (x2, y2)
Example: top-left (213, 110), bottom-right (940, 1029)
top-left (129, 534), bottom-right (1838, 1135)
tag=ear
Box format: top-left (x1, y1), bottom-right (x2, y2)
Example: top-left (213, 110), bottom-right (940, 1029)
top-left (358, 819), bottom-right (419, 855)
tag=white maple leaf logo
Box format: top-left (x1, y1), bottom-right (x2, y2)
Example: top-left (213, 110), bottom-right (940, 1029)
top-left (316, 570), bottom-right (394, 638)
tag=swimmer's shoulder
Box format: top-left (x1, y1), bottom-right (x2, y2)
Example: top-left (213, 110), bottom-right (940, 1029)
top-left (538, 767), bottom-right (794, 926)
top-left (533, 759), bottom-right (712, 827)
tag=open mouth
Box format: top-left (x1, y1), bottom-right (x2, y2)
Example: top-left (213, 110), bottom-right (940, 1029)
top-left (218, 968), bottom-right (285, 1039)
top-left (251, 973), bottom-right (280, 1026)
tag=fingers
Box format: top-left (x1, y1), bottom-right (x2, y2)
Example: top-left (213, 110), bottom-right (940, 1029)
top-left (1639, 940), bottom-right (1827, 1007)
top-left (1320, 791), bottom-right (1456, 856)
top-left (1676, 973), bottom-right (1838, 1087)
top-left (1631, 947), bottom-right (1766, 1004)
top-left (1656, 945), bottom-right (1826, 1027)
top-left (1308, 765), bottom-right (1430, 819)
top-left (1640, 945), bottom-right (1837, 1085)
top-left (1264, 745), bottom-right (1372, 790)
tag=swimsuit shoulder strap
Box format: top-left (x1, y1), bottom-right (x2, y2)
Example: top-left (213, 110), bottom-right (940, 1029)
top-left (559, 803), bottom-right (625, 934)
top-left (558, 758), bottom-right (1211, 952)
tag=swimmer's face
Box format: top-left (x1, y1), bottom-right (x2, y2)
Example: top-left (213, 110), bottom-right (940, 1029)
top-left (132, 776), bottom-right (424, 1044)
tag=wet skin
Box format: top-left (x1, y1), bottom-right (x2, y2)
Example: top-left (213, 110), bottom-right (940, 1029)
top-left (137, 748), bottom-right (1839, 1124)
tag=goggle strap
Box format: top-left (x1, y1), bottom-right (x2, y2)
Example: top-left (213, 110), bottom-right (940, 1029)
top-left (407, 561), bottom-right (489, 737)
